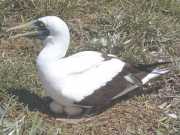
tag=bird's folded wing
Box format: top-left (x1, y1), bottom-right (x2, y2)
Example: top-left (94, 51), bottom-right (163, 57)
top-left (60, 54), bottom-right (127, 103)
top-left (58, 51), bottom-right (118, 75)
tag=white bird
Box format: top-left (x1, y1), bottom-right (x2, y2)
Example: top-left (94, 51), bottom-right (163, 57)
top-left (7, 16), bottom-right (170, 116)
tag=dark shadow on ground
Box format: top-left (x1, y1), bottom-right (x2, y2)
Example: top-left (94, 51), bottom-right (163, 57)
top-left (7, 88), bottom-right (66, 118)
top-left (8, 85), bottom-right (161, 119)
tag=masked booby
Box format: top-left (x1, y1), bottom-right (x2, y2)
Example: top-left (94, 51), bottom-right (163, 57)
top-left (7, 16), bottom-right (170, 116)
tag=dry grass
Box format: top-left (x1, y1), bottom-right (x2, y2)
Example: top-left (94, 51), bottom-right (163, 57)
top-left (0, 0), bottom-right (180, 134)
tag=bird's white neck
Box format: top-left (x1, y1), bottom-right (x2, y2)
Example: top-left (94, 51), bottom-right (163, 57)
top-left (37, 32), bottom-right (70, 67)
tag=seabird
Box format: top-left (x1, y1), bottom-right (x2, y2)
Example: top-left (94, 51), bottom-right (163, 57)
top-left (7, 16), bottom-right (170, 116)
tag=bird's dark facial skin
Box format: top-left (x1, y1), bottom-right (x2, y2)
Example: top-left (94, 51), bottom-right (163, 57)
top-left (34, 21), bottom-right (46, 30)
top-left (33, 20), bottom-right (50, 40)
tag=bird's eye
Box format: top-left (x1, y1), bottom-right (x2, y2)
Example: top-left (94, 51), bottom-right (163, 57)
top-left (34, 21), bottom-right (46, 29)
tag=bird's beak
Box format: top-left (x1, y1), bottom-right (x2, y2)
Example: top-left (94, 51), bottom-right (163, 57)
top-left (6, 20), bottom-right (45, 39)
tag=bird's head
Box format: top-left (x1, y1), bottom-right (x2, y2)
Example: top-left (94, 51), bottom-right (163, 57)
top-left (7, 16), bottom-right (70, 59)
top-left (7, 16), bottom-right (70, 41)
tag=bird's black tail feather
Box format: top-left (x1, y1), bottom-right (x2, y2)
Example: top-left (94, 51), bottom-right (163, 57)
top-left (135, 61), bottom-right (171, 72)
